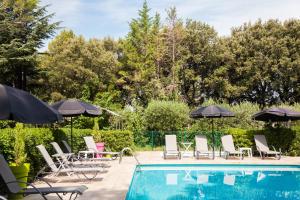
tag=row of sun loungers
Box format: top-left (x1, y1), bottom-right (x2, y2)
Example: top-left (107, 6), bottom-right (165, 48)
top-left (164, 134), bottom-right (281, 160)
top-left (0, 136), bottom-right (120, 200)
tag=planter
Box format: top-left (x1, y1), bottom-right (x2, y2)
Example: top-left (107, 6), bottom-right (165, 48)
top-left (8, 163), bottom-right (30, 200)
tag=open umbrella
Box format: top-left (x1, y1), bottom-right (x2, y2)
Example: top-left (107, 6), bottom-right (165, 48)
top-left (0, 84), bottom-right (62, 124)
top-left (51, 99), bottom-right (101, 150)
top-left (190, 105), bottom-right (235, 159)
top-left (252, 107), bottom-right (300, 122)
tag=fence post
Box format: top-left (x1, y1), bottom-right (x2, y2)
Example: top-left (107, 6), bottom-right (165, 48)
top-left (151, 131), bottom-right (154, 151)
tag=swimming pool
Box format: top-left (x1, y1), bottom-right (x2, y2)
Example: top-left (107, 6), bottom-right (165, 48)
top-left (126, 164), bottom-right (300, 200)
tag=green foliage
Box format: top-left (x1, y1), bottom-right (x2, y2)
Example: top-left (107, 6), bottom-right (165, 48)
top-left (0, 0), bottom-right (58, 89)
top-left (13, 124), bottom-right (27, 166)
top-left (0, 128), bottom-right (54, 177)
top-left (226, 128), bottom-right (254, 149)
top-left (38, 30), bottom-right (120, 102)
top-left (225, 19), bottom-right (300, 108)
top-left (226, 127), bottom-right (298, 155)
top-left (93, 130), bottom-right (134, 152)
top-left (144, 100), bottom-right (189, 131)
top-left (190, 100), bottom-right (263, 131)
top-left (52, 128), bottom-right (93, 153)
top-left (290, 126), bottom-right (300, 156)
top-left (23, 128), bottom-right (54, 177)
top-left (121, 104), bottom-right (147, 145)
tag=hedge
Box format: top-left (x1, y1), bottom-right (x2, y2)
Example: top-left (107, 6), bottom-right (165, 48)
top-left (226, 127), bottom-right (298, 155)
top-left (0, 128), bottom-right (134, 177)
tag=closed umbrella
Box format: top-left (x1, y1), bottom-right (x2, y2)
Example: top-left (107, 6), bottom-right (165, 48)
top-left (52, 99), bottom-right (101, 150)
top-left (252, 107), bottom-right (300, 122)
top-left (190, 105), bottom-right (235, 159)
top-left (0, 84), bottom-right (62, 124)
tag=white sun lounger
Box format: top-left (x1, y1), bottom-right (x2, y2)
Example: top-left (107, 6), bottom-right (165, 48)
top-left (254, 135), bottom-right (281, 159)
top-left (163, 135), bottom-right (181, 159)
top-left (195, 135), bottom-right (212, 159)
top-left (221, 135), bottom-right (244, 159)
top-left (36, 145), bottom-right (104, 180)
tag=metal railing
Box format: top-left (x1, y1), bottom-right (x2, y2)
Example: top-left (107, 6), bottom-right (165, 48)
top-left (119, 147), bottom-right (141, 165)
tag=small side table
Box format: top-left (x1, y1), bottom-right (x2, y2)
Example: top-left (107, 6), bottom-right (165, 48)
top-left (239, 147), bottom-right (252, 158)
top-left (181, 142), bottom-right (193, 157)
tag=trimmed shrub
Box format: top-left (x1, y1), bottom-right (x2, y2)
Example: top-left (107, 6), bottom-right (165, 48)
top-left (144, 100), bottom-right (189, 131)
top-left (93, 130), bottom-right (134, 152)
top-left (227, 128), bottom-right (254, 149)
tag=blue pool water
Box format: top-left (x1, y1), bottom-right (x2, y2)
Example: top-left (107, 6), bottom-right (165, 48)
top-left (126, 164), bottom-right (300, 200)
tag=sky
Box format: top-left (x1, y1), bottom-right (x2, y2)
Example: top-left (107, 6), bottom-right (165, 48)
top-left (39, 0), bottom-right (300, 51)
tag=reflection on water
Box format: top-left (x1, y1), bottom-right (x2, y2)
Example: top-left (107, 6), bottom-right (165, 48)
top-left (126, 167), bottom-right (300, 200)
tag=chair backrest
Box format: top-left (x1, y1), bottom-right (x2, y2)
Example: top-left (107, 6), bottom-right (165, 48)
top-left (84, 136), bottom-right (97, 151)
top-left (62, 140), bottom-right (72, 153)
top-left (254, 135), bottom-right (270, 152)
top-left (36, 145), bottom-right (59, 172)
top-left (0, 154), bottom-right (21, 193)
top-left (165, 135), bottom-right (178, 151)
top-left (221, 135), bottom-right (236, 152)
top-left (195, 135), bottom-right (209, 152)
top-left (51, 142), bottom-right (64, 155)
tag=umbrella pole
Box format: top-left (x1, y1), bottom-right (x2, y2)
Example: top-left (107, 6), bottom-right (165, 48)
top-left (71, 117), bottom-right (73, 152)
top-left (212, 119), bottom-right (215, 159)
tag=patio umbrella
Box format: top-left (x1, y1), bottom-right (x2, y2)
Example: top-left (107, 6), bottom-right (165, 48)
top-left (51, 99), bottom-right (101, 150)
top-left (190, 105), bottom-right (235, 159)
top-left (0, 84), bottom-right (62, 124)
top-left (252, 107), bottom-right (300, 122)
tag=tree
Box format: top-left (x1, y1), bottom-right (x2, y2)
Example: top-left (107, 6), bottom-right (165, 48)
top-left (179, 20), bottom-right (222, 105)
top-left (0, 0), bottom-right (58, 90)
top-left (226, 19), bottom-right (300, 108)
top-left (118, 1), bottom-right (163, 105)
top-left (39, 30), bottom-right (119, 102)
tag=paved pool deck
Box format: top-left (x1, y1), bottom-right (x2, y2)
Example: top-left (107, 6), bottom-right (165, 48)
top-left (25, 151), bottom-right (300, 200)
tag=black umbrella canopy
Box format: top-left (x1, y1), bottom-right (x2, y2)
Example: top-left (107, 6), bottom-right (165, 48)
top-left (51, 99), bottom-right (101, 117)
top-left (252, 107), bottom-right (300, 122)
top-left (0, 84), bottom-right (62, 124)
top-left (190, 105), bottom-right (235, 159)
top-left (51, 99), bottom-right (101, 151)
top-left (190, 105), bottom-right (235, 119)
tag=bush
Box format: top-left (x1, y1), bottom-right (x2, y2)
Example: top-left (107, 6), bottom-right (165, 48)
top-left (226, 128), bottom-right (254, 149)
top-left (144, 100), bottom-right (189, 131)
top-left (93, 130), bottom-right (134, 152)
top-left (0, 128), bottom-right (54, 177)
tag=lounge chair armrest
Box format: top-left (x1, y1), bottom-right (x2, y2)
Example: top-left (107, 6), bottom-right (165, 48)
top-left (6, 180), bottom-right (45, 197)
top-left (271, 146), bottom-right (278, 152)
